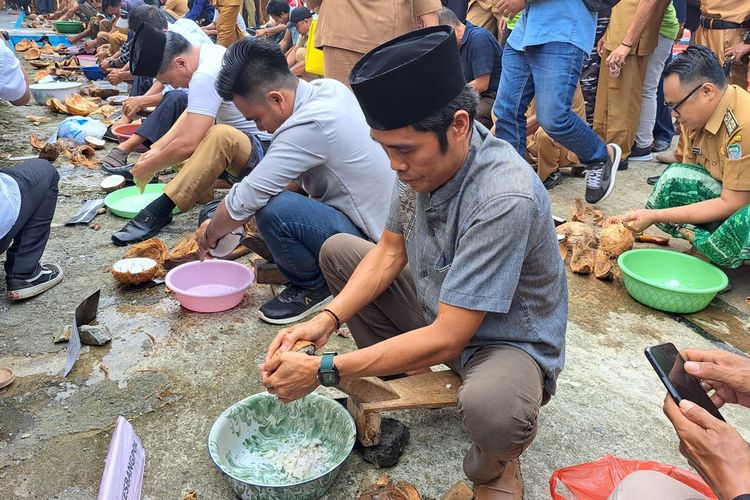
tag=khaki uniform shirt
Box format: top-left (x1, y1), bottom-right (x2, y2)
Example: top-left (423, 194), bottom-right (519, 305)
top-left (700, 0), bottom-right (749, 24)
top-left (316, 0), bottom-right (441, 54)
top-left (604, 0), bottom-right (664, 56)
top-left (683, 85), bottom-right (750, 191)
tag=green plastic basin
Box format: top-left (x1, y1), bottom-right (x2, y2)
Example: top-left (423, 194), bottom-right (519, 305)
top-left (617, 249), bottom-right (728, 314)
top-left (104, 184), bottom-right (180, 219)
top-left (53, 21), bottom-right (84, 33)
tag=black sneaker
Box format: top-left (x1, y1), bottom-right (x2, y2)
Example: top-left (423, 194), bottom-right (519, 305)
top-left (7, 263), bottom-right (63, 301)
top-left (585, 143), bottom-right (621, 204)
top-left (543, 171), bottom-right (562, 190)
top-left (630, 144), bottom-right (653, 162)
top-left (258, 283), bottom-right (332, 325)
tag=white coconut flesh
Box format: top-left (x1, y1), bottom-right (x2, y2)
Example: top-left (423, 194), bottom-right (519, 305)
top-left (101, 175), bottom-right (125, 191)
top-left (112, 258), bottom-right (157, 274)
top-left (84, 136), bottom-right (105, 149)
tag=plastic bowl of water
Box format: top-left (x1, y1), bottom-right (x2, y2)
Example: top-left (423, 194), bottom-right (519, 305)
top-left (165, 260), bottom-right (254, 313)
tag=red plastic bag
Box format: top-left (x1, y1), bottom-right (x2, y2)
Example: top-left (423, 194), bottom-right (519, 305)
top-left (549, 455), bottom-right (717, 500)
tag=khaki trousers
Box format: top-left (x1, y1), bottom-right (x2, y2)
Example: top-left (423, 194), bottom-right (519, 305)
top-left (466, 0), bottom-right (503, 44)
top-left (608, 470), bottom-right (709, 499)
top-left (215, 1), bottom-right (245, 48)
top-left (163, 124), bottom-right (253, 211)
top-left (319, 233), bottom-right (546, 485)
top-left (593, 49), bottom-right (649, 159)
top-left (322, 46), bottom-right (364, 88)
top-left (528, 128), bottom-right (579, 181)
top-left (96, 30), bottom-right (128, 55)
top-left (695, 26), bottom-right (749, 88)
top-left (242, 0), bottom-right (256, 28)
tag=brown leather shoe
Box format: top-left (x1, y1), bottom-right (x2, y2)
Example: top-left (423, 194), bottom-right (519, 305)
top-left (474, 459), bottom-right (524, 500)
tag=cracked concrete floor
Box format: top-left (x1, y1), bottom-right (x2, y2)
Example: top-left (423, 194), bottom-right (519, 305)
top-left (1, 29), bottom-right (749, 499)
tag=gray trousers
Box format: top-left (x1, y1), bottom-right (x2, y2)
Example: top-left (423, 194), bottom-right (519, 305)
top-left (319, 233), bottom-right (546, 484)
top-left (0, 159), bottom-right (59, 279)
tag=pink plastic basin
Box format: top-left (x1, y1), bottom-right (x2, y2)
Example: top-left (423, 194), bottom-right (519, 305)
top-left (112, 122), bottom-right (148, 153)
top-left (165, 260), bottom-right (255, 313)
top-left (76, 54), bottom-right (98, 67)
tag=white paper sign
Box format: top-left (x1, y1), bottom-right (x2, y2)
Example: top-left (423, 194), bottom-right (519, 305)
top-left (97, 416), bottom-right (145, 500)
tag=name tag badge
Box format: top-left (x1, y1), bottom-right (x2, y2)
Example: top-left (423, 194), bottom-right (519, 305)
top-left (727, 143), bottom-right (742, 160)
top-left (724, 109), bottom-right (739, 137)
top-left (691, 147), bottom-right (701, 155)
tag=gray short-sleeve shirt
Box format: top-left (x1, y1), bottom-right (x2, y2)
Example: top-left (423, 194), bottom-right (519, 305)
top-left (386, 124), bottom-right (567, 395)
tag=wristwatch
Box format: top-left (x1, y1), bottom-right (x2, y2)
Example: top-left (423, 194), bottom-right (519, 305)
top-left (317, 352), bottom-right (340, 387)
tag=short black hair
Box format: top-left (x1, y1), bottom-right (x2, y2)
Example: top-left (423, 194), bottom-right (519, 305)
top-left (266, 0), bottom-right (289, 17)
top-left (159, 31), bottom-right (192, 74)
top-left (102, 0), bottom-right (120, 10)
top-left (663, 45), bottom-right (727, 89)
top-left (128, 4), bottom-right (167, 32)
top-left (436, 6), bottom-right (461, 26)
top-left (216, 36), bottom-right (297, 101)
top-left (412, 85), bottom-right (478, 154)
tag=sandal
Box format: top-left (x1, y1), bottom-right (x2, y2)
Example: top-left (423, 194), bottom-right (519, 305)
top-left (100, 147), bottom-right (129, 170)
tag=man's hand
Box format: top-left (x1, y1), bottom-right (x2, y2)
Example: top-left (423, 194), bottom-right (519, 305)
top-left (195, 219), bottom-right (219, 261)
top-left (67, 34), bottom-right (79, 43)
top-left (496, 0), bottom-right (526, 17)
top-left (122, 96), bottom-right (146, 120)
top-left (664, 396), bottom-right (750, 498)
top-left (131, 159), bottom-right (153, 194)
top-left (621, 209), bottom-right (658, 233)
top-left (107, 69), bottom-right (126, 85)
top-left (260, 351), bottom-right (320, 403)
top-left (83, 39), bottom-right (97, 53)
top-left (264, 314), bottom-right (336, 367)
top-left (725, 42), bottom-right (750, 63)
top-left (682, 349), bottom-right (750, 409)
top-left (606, 43), bottom-right (630, 68)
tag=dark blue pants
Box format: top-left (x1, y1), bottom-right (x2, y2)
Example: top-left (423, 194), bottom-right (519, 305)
top-left (130, 76), bottom-right (154, 98)
top-left (135, 90), bottom-right (188, 146)
top-left (0, 160), bottom-right (58, 279)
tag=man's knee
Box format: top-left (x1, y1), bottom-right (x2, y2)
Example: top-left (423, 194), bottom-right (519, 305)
top-left (320, 233), bottom-right (366, 285)
top-left (161, 90), bottom-right (188, 107)
top-left (255, 191), bottom-right (298, 231)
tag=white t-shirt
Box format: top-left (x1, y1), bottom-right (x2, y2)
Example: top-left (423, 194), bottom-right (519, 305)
top-left (169, 18), bottom-right (213, 46)
top-left (0, 41), bottom-right (27, 102)
top-left (0, 173), bottom-right (21, 240)
top-left (185, 44), bottom-right (270, 140)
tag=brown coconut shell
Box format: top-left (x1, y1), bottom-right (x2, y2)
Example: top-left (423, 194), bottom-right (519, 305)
top-left (124, 238), bottom-right (170, 264)
top-left (64, 94), bottom-right (98, 116)
top-left (570, 245), bottom-right (595, 274)
top-left (14, 39), bottom-right (34, 52)
top-left (38, 142), bottom-right (62, 162)
top-left (358, 474), bottom-right (421, 500)
top-left (90, 87), bottom-right (119, 99)
top-left (111, 258), bottom-right (160, 285)
top-left (24, 47), bottom-right (41, 60)
top-left (30, 133), bottom-right (47, 150)
top-left (599, 223), bottom-right (634, 257)
top-left (571, 198), bottom-right (604, 224)
top-left (556, 222), bottom-right (597, 253)
top-left (70, 146), bottom-right (98, 168)
top-left (29, 59), bottom-right (50, 69)
top-left (33, 70), bottom-right (50, 82)
top-left (594, 248), bottom-right (614, 279)
top-left (47, 97), bottom-right (69, 114)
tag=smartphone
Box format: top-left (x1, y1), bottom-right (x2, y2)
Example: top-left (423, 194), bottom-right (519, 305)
top-left (645, 342), bottom-right (724, 421)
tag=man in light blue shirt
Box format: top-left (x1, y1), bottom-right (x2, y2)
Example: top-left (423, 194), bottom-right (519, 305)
top-left (493, 0), bottom-right (623, 204)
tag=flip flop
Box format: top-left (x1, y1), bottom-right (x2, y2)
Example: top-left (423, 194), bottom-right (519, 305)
top-left (0, 367), bottom-right (16, 390)
top-left (100, 148), bottom-right (129, 170)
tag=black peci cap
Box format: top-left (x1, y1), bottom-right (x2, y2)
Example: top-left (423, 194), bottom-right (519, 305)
top-left (130, 22), bottom-right (166, 77)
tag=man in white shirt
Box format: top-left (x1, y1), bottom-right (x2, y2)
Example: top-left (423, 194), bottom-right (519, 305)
top-left (111, 23), bottom-right (271, 245)
top-left (0, 40), bottom-right (63, 301)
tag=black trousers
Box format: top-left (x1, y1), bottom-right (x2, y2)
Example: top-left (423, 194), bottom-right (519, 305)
top-left (135, 90), bottom-right (189, 146)
top-left (0, 160), bottom-right (59, 279)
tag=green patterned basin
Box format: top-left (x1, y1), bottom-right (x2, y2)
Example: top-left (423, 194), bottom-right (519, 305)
top-left (208, 392), bottom-right (355, 500)
top-left (618, 249), bottom-right (728, 314)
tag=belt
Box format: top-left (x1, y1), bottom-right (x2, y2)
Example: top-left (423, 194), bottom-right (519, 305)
top-left (700, 17), bottom-right (750, 30)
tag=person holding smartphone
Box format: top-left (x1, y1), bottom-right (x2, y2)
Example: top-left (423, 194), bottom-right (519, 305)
top-left (612, 348), bottom-right (750, 499)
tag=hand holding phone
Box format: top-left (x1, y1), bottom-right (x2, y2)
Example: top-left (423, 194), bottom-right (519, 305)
top-left (645, 342), bottom-right (724, 421)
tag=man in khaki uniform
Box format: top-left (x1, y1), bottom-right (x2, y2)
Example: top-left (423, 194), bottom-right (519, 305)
top-left (215, 0), bottom-right (246, 47)
top-left (594, 0), bottom-right (669, 162)
top-left (466, 0), bottom-right (502, 43)
top-left (308, 0), bottom-right (441, 86)
top-left (695, 0), bottom-right (749, 88)
top-left (622, 46), bottom-right (750, 269)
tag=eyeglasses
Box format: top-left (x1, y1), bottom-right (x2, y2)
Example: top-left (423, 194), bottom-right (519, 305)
top-left (665, 83), bottom-right (705, 114)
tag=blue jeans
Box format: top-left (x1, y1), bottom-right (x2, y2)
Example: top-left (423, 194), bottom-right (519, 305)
top-left (255, 192), bottom-right (366, 289)
top-left (494, 42), bottom-right (609, 165)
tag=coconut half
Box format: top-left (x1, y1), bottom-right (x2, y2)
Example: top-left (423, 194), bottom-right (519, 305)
top-left (101, 175), bottom-right (125, 193)
top-left (85, 136), bottom-right (105, 149)
top-left (111, 258), bottom-right (159, 285)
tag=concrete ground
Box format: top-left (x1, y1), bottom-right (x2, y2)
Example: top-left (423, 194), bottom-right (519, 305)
top-left (1, 13), bottom-right (749, 499)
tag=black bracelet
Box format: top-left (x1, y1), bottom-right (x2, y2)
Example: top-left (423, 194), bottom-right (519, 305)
top-left (322, 308), bottom-right (341, 331)
top-left (622, 41), bottom-right (633, 48)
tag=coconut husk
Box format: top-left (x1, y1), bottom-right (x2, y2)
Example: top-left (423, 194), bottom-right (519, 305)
top-left (111, 258), bottom-right (160, 285)
top-left (52, 44), bottom-right (67, 53)
top-left (594, 248), bottom-right (614, 279)
top-left (124, 238), bottom-right (170, 264)
top-left (599, 222), bottom-right (634, 257)
top-left (49, 68), bottom-right (77, 79)
top-left (39, 142), bottom-right (62, 162)
top-left (89, 87), bottom-right (119, 99)
top-left (571, 198), bottom-right (604, 224)
top-left (40, 43), bottom-right (55, 54)
top-left (30, 133), bottom-right (47, 150)
top-left (93, 104), bottom-right (116, 118)
top-left (64, 94), bottom-right (98, 116)
top-left (570, 245), bottom-right (595, 274)
top-left (27, 115), bottom-right (50, 124)
top-left (556, 222), bottom-right (597, 253)
top-left (24, 47), bottom-right (41, 61)
top-left (33, 70), bottom-right (50, 82)
top-left (14, 39), bottom-right (35, 52)
top-left (70, 146), bottom-right (98, 168)
top-left (163, 235), bottom-right (200, 269)
top-left (47, 97), bottom-right (69, 114)
top-left (358, 474), bottom-right (421, 500)
top-left (29, 59), bottom-right (50, 69)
